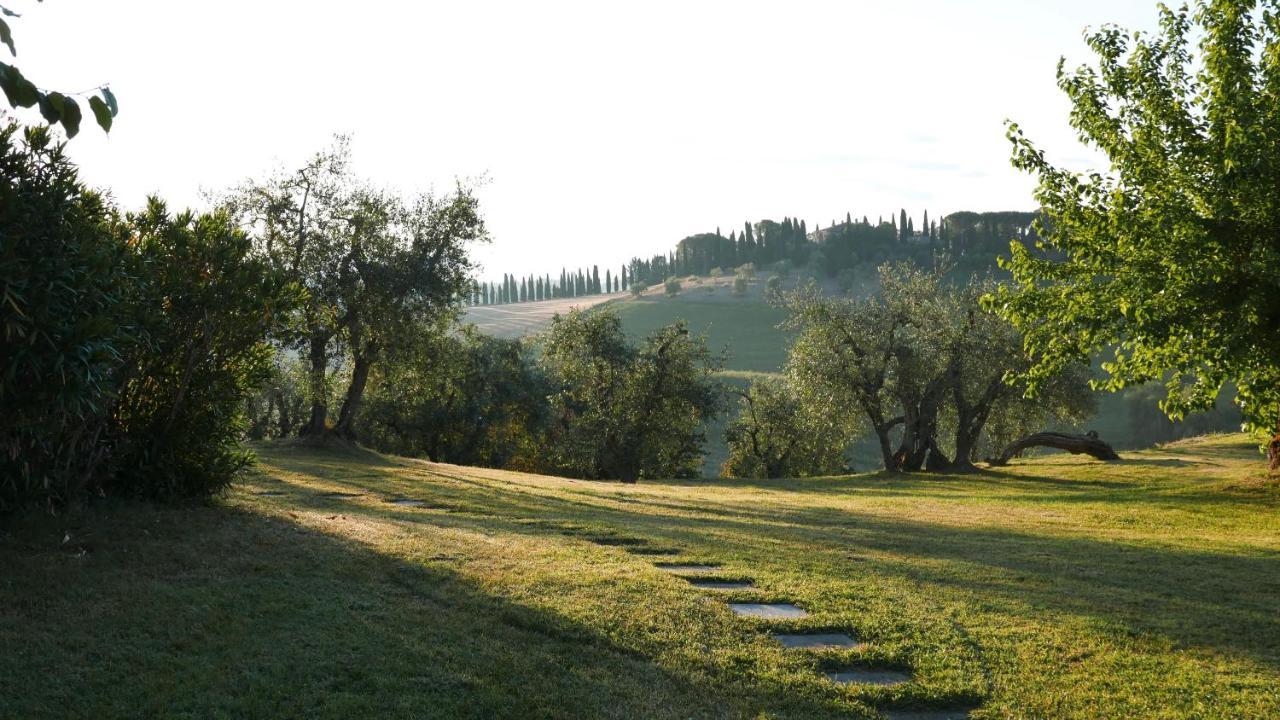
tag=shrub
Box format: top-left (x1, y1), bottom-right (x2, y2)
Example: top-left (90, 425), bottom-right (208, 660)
top-left (0, 124), bottom-right (123, 512)
top-left (0, 124), bottom-right (299, 512)
top-left (709, 267), bottom-right (723, 278)
top-left (104, 201), bottom-right (300, 500)
top-left (736, 262), bottom-right (755, 279)
top-left (630, 282), bottom-right (648, 297)
top-left (733, 275), bottom-right (748, 296)
top-left (665, 277), bottom-right (683, 296)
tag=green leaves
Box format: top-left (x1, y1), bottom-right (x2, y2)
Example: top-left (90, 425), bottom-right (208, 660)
top-left (0, 17), bottom-right (14, 55)
top-left (88, 95), bottom-right (111, 133)
top-left (4, 83), bottom-right (116, 137)
top-left (999, 0), bottom-right (1280, 444)
top-left (0, 61), bottom-right (36, 107)
top-left (0, 5), bottom-right (119, 137)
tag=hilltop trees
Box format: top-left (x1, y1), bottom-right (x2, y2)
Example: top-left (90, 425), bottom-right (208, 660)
top-left (995, 0), bottom-right (1280, 443)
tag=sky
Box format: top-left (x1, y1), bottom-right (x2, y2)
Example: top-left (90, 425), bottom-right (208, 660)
top-left (7, 0), bottom-right (1159, 281)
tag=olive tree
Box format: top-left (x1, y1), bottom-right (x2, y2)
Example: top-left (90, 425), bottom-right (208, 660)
top-left (540, 309), bottom-right (721, 481)
top-left (722, 377), bottom-right (857, 478)
top-left (226, 138), bottom-right (485, 441)
top-left (784, 264), bottom-right (1094, 472)
top-left (994, 0), bottom-right (1280, 442)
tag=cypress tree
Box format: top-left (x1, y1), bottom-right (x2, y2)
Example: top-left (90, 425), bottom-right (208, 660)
top-left (592, 265), bottom-right (600, 294)
top-left (605, 269), bottom-right (612, 293)
top-left (899, 209), bottom-right (908, 241)
top-left (846, 211), bottom-right (852, 225)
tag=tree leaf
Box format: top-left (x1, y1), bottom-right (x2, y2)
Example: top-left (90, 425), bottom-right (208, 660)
top-left (101, 86), bottom-right (117, 116)
top-left (88, 95), bottom-right (111, 133)
top-left (0, 17), bottom-right (13, 55)
top-left (37, 91), bottom-right (59, 123)
top-left (1, 62), bottom-right (35, 106)
top-left (59, 95), bottom-right (81, 138)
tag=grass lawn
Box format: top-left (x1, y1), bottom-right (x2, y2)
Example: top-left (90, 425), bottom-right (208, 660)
top-left (4, 434), bottom-right (1279, 719)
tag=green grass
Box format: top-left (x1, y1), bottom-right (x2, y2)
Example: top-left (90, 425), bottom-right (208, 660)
top-left (4, 435), bottom-right (1279, 718)
top-left (609, 297), bottom-right (791, 373)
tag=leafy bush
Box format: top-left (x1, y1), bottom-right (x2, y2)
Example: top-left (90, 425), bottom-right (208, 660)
top-left (104, 201), bottom-right (300, 500)
top-left (0, 124), bottom-right (299, 512)
top-left (630, 282), bottom-right (648, 297)
top-left (664, 277), bottom-right (682, 296)
top-left (732, 275), bottom-right (748, 296)
top-left (0, 124), bottom-right (123, 512)
top-left (736, 263), bottom-right (755, 279)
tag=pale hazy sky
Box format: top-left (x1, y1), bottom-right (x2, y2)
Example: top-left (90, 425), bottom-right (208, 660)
top-left (9, 1), bottom-right (1158, 280)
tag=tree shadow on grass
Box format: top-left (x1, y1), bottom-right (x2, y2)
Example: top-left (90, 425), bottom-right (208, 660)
top-left (294, 457), bottom-right (1280, 676)
top-left (0, 499), bottom-right (882, 720)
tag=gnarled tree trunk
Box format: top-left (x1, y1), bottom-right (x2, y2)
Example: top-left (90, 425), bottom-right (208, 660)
top-left (300, 333), bottom-right (330, 436)
top-left (987, 431), bottom-right (1120, 466)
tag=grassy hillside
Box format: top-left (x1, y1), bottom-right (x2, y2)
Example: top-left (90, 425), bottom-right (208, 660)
top-left (462, 293), bottom-right (623, 339)
top-left (3, 435), bottom-right (1277, 718)
top-left (610, 296), bottom-right (791, 373)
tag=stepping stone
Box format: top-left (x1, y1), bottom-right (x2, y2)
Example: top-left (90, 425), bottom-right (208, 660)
top-left (826, 668), bottom-right (911, 686)
top-left (728, 603), bottom-right (807, 619)
top-left (321, 492), bottom-right (362, 499)
top-left (255, 490), bottom-right (287, 497)
top-left (655, 564), bottom-right (721, 573)
top-left (774, 632), bottom-right (860, 649)
top-left (687, 578), bottom-right (755, 590)
top-left (884, 711), bottom-right (969, 720)
top-left (386, 498), bottom-right (426, 507)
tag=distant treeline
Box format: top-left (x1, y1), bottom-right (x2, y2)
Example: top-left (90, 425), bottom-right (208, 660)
top-left (476, 209), bottom-right (1039, 304)
top-left (469, 265), bottom-right (629, 305)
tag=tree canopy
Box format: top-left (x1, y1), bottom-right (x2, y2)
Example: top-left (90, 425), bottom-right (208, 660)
top-left (994, 0), bottom-right (1280, 438)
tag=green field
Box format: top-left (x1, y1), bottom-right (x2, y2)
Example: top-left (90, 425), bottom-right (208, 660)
top-left (3, 435), bottom-right (1278, 719)
top-left (609, 296), bottom-right (792, 373)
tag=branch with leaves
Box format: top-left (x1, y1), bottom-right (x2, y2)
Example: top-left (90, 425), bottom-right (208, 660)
top-left (0, 2), bottom-right (117, 136)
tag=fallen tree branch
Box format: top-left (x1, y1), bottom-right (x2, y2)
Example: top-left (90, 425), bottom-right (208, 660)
top-left (986, 431), bottom-right (1120, 466)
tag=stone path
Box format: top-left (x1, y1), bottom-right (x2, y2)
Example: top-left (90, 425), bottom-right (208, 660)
top-left (643, 544), bottom-right (974, 719)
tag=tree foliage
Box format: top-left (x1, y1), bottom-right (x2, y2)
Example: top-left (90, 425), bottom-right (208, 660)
top-left (226, 137), bottom-right (486, 441)
top-left (722, 377), bottom-right (856, 478)
top-left (357, 326), bottom-right (547, 469)
top-left (540, 309), bottom-right (721, 481)
top-left (782, 264), bottom-right (1093, 472)
top-left (994, 0), bottom-right (1280, 439)
top-left (0, 124), bottom-right (297, 512)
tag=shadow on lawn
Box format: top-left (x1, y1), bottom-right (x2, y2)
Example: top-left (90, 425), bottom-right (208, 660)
top-left (285, 454), bottom-right (1280, 676)
top-left (0, 494), bottom-right (879, 720)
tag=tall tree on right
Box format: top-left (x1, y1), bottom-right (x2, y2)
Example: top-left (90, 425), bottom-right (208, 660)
top-left (993, 0), bottom-right (1280, 443)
